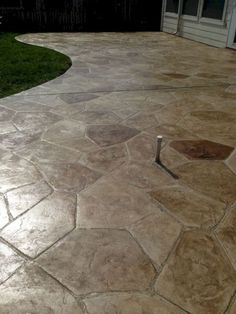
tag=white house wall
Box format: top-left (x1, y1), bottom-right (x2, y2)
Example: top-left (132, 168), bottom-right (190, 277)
top-left (162, 0), bottom-right (236, 48)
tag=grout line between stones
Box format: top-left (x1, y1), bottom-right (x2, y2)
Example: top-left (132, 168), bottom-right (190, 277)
top-left (224, 291), bottom-right (236, 314)
top-left (213, 231), bottom-right (236, 272)
top-left (0, 237), bottom-right (30, 261)
top-left (7, 82), bottom-right (234, 98)
top-left (155, 292), bottom-right (191, 313)
top-left (0, 262), bottom-right (26, 286)
top-left (1, 183), bottom-right (53, 230)
top-left (3, 194), bottom-right (13, 222)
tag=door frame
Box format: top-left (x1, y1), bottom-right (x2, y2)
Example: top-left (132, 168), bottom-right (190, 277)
top-left (227, 6), bottom-right (236, 49)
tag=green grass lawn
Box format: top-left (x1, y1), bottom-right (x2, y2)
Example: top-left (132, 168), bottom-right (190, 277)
top-left (0, 33), bottom-right (71, 98)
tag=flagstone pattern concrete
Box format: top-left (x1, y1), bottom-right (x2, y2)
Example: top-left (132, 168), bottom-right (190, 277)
top-left (0, 32), bottom-right (235, 313)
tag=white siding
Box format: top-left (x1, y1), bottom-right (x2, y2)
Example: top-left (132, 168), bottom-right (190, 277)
top-left (162, 0), bottom-right (236, 48)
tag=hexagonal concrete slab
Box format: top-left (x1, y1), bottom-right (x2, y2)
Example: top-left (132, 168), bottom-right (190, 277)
top-left (155, 231), bottom-right (236, 313)
top-left (37, 229), bottom-right (156, 295)
top-left (38, 162), bottom-right (102, 193)
top-left (122, 112), bottom-right (159, 131)
top-left (42, 120), bottom-right (86, 147)
top-left (42, 119), bottom-right (98, 152)
top-left (80, 144), bottom-right (127, 173)
top-left (1, 191), bottom-right (76, 258)
top-left (126, 133), bottom-right (156, 161)
top-left (51, 102), bottom-right (86, 117)
top-left (77, 177), bottom-right (159, 228)
top-left (86, 124), bottom-right (140, 147)
top-left (170, 140), bottom-right (234, 160)
top-left (0, 264), bottom-right (83, 313)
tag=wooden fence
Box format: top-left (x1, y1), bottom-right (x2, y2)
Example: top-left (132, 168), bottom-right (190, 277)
top-left (0, 0), bottom-right (162, 31)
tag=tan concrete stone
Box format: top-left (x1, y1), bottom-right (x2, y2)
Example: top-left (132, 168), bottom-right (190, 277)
top-left (228, 298), bottom-right (236, 314)
top-left (17, 140), bottom-right (82, 164)
top-left (51, 102), bottom-right (86, 117)
top-left (86, 124), bottom-right (140, 147)
top-left (0, 106), bottom-right (15, 121)
top-left (174, 161), bottom-right (236, 204)
top-left (37, 229), bottom-right (156, 295)
top-left (0, 242), bottom-right (23, 284)
top-left (80, 144), bottom-right (127, 172)
top-left (42, 120), bottom-right (86, 147)
top-left (85, 293), bottom-right (185, 314)
top-left (188, 110), bottom-right (235, 123)
top-left (0, 153), bottom-right (41, 193)
top-left (129, 213), bottom-right (181, 268)
top-left (0, 122), bottom-right (16, 135)
top-left (3, 101), bottom-right (51, 112)
top-left (60, 93), bottom-right (99, 104)
top-left (147, 124), bottom-right (196, 140)
top-left (1, 192), bottom-right (76, 258)
top-left (72, 110), bottom-right (121, 124)
top-left (77, 177), bottom-right (159, 228)
top-left (111, 161), bottom-right (174, 190)
top-left (6, 181), bottom-right (52, 218)
top-left (163, 72), bottom-right (189, 79)
top-left (127, 133), bottom-right (156, 161)
top-left (13, 112), bottom-right (61, 133)
top-left (0, 264), bottom-right (82, 313)
top-left (178, 111), bottom-right (236, 147)
top-left (150, 186), bottom-right (226, 228)
top-left (159, 144), bottom-right (188, 168)
top-left (123, 112), bottom-right (159, 130)
top-left (38, 162), bottom-right (101, 193)
top-left (0, 131), bottom-right (41, 151)
top-left (156, 231), bottom-right (236, 314)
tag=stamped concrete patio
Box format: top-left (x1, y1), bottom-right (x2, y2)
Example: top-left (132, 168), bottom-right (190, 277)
top-left (0, 32), bottom-right (236, 313)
